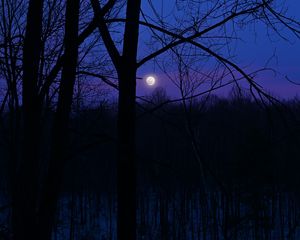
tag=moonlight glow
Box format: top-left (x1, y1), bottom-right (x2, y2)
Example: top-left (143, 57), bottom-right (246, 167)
top-left (146, 76), bottom-right (156, 86)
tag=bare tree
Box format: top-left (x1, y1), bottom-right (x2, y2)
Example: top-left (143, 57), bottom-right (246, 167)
top-left (36, 0), bottom-right (80, 239)
top-left (0, 0), bottom-right (111, 238)
top-left (12, 0), bottom-right (44, 239)
top-left (90, 1), bottom-right (299, 239)
top-left (91, 0), bottom-right (141, 239)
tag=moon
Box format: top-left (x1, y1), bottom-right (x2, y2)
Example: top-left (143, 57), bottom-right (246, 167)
top-left (146, 76), bottom-right (156, 86)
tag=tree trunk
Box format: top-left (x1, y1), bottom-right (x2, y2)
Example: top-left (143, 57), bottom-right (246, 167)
top-left (37, 0), bottom-right (80, 238)
top-left (117, 65), bottom-right (137, 240)
top-left (12, 1), bottom-right (44, 239)
top-left (117, 1), bottom-right (141, 240)
top-left (91, 0), bottom-right (141, 238)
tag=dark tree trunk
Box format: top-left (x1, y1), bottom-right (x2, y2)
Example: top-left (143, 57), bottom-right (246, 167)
top-left (91, 0), bottom-right (141, 238)
top-left (12, 1), bottom-right (44, 239)
top-left (117, 66), bottom-right (137, 240)
top-left (117, 1), bottom-right (141, 240)
top-left (37, 0), bottom-right (80, 239)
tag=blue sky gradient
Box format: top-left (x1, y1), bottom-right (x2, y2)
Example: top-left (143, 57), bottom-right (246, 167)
top-left (136, 0), bottom-right (300, 100)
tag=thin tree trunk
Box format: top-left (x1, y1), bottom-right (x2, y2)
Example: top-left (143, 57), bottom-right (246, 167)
top-left (37, 0), bottom-right (80, 238)
top-left (12, 0), bottom-right (44, 239)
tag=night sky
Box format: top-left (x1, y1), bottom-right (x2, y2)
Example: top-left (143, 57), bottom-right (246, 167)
top-left (137, 0), bottom-right (300, 100)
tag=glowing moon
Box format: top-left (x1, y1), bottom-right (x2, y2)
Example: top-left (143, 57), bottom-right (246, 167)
top-left (146, 76), bottom-right (156, 86)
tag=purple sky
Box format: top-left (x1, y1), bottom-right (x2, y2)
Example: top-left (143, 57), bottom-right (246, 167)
top-left (136, 0), bottom-right (300, 100)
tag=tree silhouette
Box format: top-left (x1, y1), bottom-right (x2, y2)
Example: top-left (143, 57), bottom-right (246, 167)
top-left (12, 1), bottom-right (44, 239)
top-left (91, 0), bottom-right (141, 239)
top-left (89, 1), bottom-right (299, 239)
top-left (37, 0), bottom-right (80, 238)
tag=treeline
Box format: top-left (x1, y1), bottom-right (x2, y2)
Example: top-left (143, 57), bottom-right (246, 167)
top-left (1, 94), bottom-right (300, 193)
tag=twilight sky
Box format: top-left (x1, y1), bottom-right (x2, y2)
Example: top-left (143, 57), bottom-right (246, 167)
top-left (136, 0), bottom-right (300, 100)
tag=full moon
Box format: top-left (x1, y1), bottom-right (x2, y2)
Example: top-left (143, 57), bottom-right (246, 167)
top-left (146, 76), bottom-right (156, 86)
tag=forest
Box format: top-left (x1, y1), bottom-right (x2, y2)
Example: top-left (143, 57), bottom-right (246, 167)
top-left (0, 0), bottom-right (300, 239)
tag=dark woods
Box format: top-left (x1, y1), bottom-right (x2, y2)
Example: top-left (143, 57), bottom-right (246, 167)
top-left (1, 94), bottom-right (300, 239)
top-left (0, 0), bottom-right (300, 239)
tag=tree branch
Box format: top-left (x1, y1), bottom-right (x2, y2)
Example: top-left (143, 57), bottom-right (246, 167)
top-left (38, 0), bottom-right (116, 100)
top-left (90, 0), bottom-right (121, 68)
